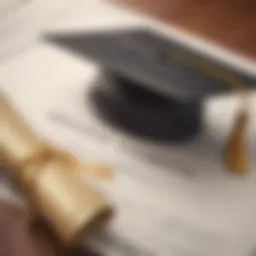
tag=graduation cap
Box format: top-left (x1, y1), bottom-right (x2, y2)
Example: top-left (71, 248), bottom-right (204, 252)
top-left (46, 28), bottom-right (256, 174)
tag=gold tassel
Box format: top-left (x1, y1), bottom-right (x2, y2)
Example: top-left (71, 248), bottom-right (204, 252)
top-left (220, 77), bottom-right (251, 174)
top-left (224, 104), bottom-right (250, 174)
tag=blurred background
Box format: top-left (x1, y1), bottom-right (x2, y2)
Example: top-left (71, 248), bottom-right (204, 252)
top-left (112, 0), bottom-right (256, 58)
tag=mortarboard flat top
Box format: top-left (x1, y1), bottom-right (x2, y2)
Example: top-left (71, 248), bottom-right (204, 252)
top-left (46, 28), bottom-right (256, 102)
top-left (46, 28), bottom-right (256, 142)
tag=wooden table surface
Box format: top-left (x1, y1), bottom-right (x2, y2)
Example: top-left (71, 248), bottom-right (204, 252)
top-left (0, 203), bottom-right (99, 256)
top-left (111, 0), bottom-right (256, 60)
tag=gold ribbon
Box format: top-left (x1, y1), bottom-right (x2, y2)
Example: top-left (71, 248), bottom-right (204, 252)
top-left (10, 143), bottom-right (113, 189)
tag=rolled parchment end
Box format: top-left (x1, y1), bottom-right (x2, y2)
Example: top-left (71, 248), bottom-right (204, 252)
top-left (24, 161), bottom-right (113, 244)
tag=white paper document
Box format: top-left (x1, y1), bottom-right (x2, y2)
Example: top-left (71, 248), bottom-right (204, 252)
top-left (1, 42), bottom-right (256, 256)
top-left (0, 0), bottom-right (92, 61)
top-left (0, 0), bottom-right (24, 20)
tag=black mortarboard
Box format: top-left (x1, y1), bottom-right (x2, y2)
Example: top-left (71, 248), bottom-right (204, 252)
top-left (46, 28), bottom-right (256, 173)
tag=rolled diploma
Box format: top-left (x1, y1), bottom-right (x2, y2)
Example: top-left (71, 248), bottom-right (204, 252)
top-left (0, 92), bottom-right (112, 244)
